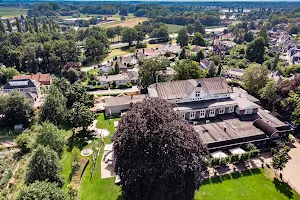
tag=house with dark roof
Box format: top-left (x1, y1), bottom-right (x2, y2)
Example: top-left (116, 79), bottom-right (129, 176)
top-left (2, 79), bottom-right (41, 103)
top-left (147, 78), bottom-right (292, 151)
top-left (13, 73), bottom-right (51, 88)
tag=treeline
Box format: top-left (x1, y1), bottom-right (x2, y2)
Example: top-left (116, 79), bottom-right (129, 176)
top-left (0, 16), bottom-right (110, 74)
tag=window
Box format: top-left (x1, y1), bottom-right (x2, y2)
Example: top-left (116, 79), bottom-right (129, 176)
top-left (200, 110), bottom-right (206, 118)
top-left (245, 109), bottom-right (253, 115)
top-left (228, 106), bottom-right (235, 113)
top-left (190, 111), bottom-right (196, 119)
top-left (219, 107), bottom-right (225, 114)
top-left (195, 91), bottom-right (200, 97)
top-left (209, 109), bottom-right (215, 117)
top-left (182, 112), bottom-right (186, 119)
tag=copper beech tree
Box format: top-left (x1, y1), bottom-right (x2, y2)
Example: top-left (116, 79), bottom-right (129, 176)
top-left (113, 98), bottom-right (207, 200)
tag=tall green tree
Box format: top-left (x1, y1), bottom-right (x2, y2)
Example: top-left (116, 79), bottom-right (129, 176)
top-left (114, 61), bottom-right (120, 74)
top-left (40, 86), bottom-right (67, 125)
top-left (0, 90), bottom-right (34, 128)
top-left (246, 36), bottom-right (265, 63)
top-left (176, 28), bottom-right (189, 47)
top-left (258, 25), bottom-right (269, 44)
top-left (138, 57), bottom-right (170, 89)
top-left (242, 64), bottom-right (269, 95)
top-left (112, 98), bottom-right (207, 200)
top-left (68, 102), bottom-right (94, 131)
top-left (17, 181), bottom-right (67, 200)
top-left (192, 32), bottom-right (206, 46)
top-left (207, 62), bottom-right (216, 77)
top-left (194, 50), bottom-right (205, 62)
top-left (174, 59), bottom-right (206, 80)
top-left (15, 17), bottom-right (22, 32)
top-left (42, 19), bottom-right (48, 32)
top-left (186, 24), bottom-right (194, 35)
top-left (24, 19), bottom-right (29, 32)
top-left (25, 146), bottom-right (63, 185)
top-left (63, 68), bottom-right (80, 84)
top-left (0, 19), bottom-right (5, 32)
top-left (6, 19), bottom-right (12, 32)
top-left (34, 122), bottom-right (65, 156)
top-left (33, 16), bottom-right (39, 33)
top-left (122, 27), bottom-right (137, 46)
top-left (259, 79), bottom-right (277, 103)
top-left (193, 20), bottom-right (205, 35)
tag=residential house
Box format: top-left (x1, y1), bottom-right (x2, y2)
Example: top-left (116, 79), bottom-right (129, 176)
top-left (98, 74), bottom-right (129, 85)
top-left (2, 79), bottom-right (40, 103)
top-left (213, 43), bottom-right (231, 55)
top-left (191, 46), bottom-right (201, 53)
top-left (147, 78), bottom-right (292, 151)
top-left (224, 68), bottom-right (245, 79)
top-left (13, 73), bottom-right (51, 88)
top-left (104, 94), bottom-right (146, 116)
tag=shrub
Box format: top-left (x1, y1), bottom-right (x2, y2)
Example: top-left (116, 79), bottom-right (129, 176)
top-left (136, 42), bottom-right (147, 49)
top-left (86, 85), bottom-right (109, 91)
top-left (0, 169), bottom-right (12, 188)
top-left (71, 148), bottom-right (80, 175)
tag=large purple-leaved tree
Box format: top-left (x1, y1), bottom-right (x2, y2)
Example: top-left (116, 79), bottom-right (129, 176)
top-left (113, 98), bottom-right (207, 200)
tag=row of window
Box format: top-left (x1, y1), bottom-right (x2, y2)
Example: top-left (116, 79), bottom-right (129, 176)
top-left (182, 106), bottom-right (235, 119)
top-left (175, 93), bottom-right (231, 103)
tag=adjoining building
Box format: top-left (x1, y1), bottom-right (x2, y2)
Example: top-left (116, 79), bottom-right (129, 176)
top-left (104, 95), bottom-right (146, 116)
top-left (148, 78), bottom-right (292, 152)
top-left (2, 79), bottom-right (41, 103)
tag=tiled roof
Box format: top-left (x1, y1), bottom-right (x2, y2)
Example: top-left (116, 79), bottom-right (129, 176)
top-left (13, 73), bottom-right (51, 85)
top-left (149, 78), bottom-right (232, 100)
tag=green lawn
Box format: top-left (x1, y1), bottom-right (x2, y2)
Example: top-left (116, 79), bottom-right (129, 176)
top-left (165, 24), bottom-right (185, 33)
top-left (195, 168), bottom-right (300, 200)
top-left (76, 115), bottom-right (300, 200)
top-left (79, 113), bottom-right (120, 200)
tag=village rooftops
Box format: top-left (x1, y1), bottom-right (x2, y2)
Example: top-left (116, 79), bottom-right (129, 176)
top-left (13, 73), bottom-right (51, 86)
top-left (148, 78), bottom-right (232, 100)
top-left (98, 74), bottom-right (128, 83)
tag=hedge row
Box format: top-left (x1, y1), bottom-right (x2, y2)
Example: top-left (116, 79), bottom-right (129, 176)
top-left (205, 149), bottom-right (260, 168)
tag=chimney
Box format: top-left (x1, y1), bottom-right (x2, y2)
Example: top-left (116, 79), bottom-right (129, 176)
top-left (120, 57), bottom-right (122, 63)
top-left (142, 49), bottom-right (145, 54)
top-left (131, 95), bottom-right (133, 99)
top-left (135, 53), bottom-right (138, 58)
top-left (224, 126), bottom-right (227, 132)
top-left (106, 74), bottom-right (108, 79)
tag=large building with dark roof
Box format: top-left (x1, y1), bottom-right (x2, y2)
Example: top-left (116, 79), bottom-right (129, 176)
top-left (148, 78), bottom-right (292, 151)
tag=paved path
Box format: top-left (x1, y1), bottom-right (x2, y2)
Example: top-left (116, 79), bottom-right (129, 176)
top-left (88, 86), bottom-right (139, 95)
top-left (280, 141), bottom-right (300, 194)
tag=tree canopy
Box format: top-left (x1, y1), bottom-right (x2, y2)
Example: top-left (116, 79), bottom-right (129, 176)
top-left (0, 90), bottom-right (34, 128)
top-left (17, 181), bottom-right (66, 200)
top-left (192, 32), bottom-right (206, 46)
top-left (138, 57), bottom-right (170, 89)
top-left (174, 59), bottom-right (206, 80)
top-left (34, 122), bottom-right (65, 156)
top-left (242, 64), bottom-right (269, 95)
top-left (113, 98), bottom-right (207, 200)
top-left (25, 145), bottom-right (63, 186)
top-left (176, 28), bottom-right (189, 47)
top-left (246, 36), bottom-right (266, 64)
top-left (68, 102), bottom-right (94, 130)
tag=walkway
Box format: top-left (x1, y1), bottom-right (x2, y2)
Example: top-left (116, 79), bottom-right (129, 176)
top-left (280, 141), bottom-right (300, 194)
top-left (88, 86), bottom-right (139, 95)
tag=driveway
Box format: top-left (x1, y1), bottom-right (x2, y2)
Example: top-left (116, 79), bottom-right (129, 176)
top-left (88, 86), bottom-right (139, 95)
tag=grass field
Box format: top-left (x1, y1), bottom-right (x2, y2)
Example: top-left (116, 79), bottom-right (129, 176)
top-left (97, 17), bottom-right (147, 28)
top-left (165, 24), bottom-right (185, 33)
top-left (0, 7), bottom-right (27, 18)
top-left (104, 49), bottom-right (131, 61)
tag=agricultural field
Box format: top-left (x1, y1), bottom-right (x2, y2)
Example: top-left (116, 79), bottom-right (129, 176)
top-left (0, 7), bottom-right (27, 18)
top-left (97, 17), bottom-right (148, 28)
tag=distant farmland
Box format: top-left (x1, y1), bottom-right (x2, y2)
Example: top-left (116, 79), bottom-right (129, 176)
top-left (0, 7), bottom-right (27, 18)
top-left (97, 17), bottom-right (147, 28)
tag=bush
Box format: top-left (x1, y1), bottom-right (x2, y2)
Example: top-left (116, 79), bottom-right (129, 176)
top-left (115, 82), bottom-right (132, 89)
top-left (0, 169), bottom-right (12, 188)
top-left (136, 42), bottom-right (147, 49)
top-left (71, 148), bottom-right (80, 175)
top-left (129, 46), bottom-right (136, 53)
top-left (86, 85), bottom-right (109, 91)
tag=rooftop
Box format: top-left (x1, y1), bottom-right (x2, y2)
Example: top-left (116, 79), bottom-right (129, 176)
top-left (13, 73), bottom-right (51, 85)
top-left (105, 94), bottom-right (146, 107)
top-left (149, 78), bottom-right (232, 100)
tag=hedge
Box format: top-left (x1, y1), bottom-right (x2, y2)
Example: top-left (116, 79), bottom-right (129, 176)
top-left (205, 149), bottom-right (260, 168)
top-left (86, 84), bottom-right (109, 91)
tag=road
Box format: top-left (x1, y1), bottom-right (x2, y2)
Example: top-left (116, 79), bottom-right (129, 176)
top-left (88, 86), bottom-right (139, 95)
